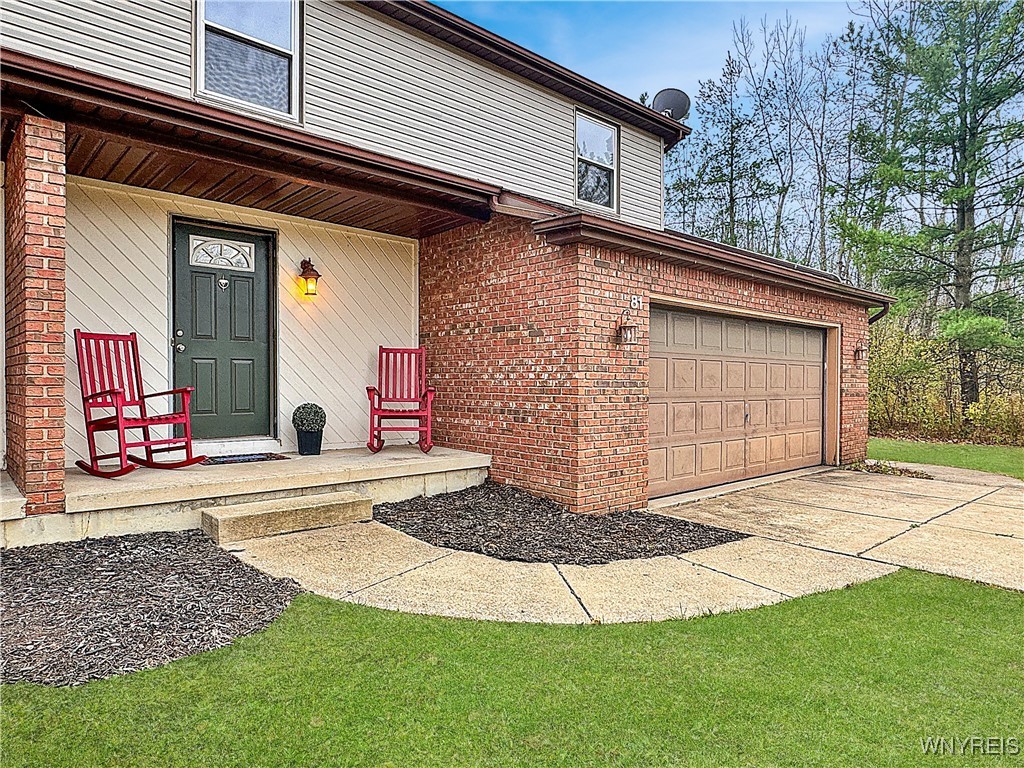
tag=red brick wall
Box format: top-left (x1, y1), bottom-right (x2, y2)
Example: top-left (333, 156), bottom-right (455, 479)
top-left (419, 214), bottom-right (870, 513)
top-left (4, 115), bottom-right (67, 514)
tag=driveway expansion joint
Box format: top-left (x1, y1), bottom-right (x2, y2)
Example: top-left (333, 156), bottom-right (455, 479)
top-left (673, 551), bottom-right (793, 598)
top-left (553, 565), bottom-right (593, 622)
top-left (858, 486), bottom-right (1004, 557)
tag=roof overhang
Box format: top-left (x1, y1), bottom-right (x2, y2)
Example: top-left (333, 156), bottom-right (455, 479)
top-left (359, 1), bottom-right (691, 150)
top-left (534, 213), bottom-right (896, 307)
top-left (1, 50), bottom-right (500, 238)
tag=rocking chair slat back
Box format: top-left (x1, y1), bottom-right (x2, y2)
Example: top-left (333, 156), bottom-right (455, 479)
top-left (378, 346), bottom-right (425, 403)
top-left (75, 330), bottom-right (145, 407)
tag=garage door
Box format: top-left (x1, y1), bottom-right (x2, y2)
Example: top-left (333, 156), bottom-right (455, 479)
top-left (648, 308), bottom-right (825, 497)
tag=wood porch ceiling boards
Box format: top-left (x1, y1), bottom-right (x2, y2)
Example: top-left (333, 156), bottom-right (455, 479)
top-left (1, 51), bottom-right (499, 239)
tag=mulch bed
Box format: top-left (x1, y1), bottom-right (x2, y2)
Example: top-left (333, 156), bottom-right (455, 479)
top-left (375, 481), bottom-right (748, 566)
top-left (1, 531), bottom-right (300, 687)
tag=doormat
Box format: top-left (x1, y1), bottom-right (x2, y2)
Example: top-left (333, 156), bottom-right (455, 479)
top-left (200, 453), bottom-right (291, 466)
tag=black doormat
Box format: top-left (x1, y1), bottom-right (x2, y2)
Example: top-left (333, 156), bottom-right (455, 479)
top-left (200, 453), bottom-right (291, 466)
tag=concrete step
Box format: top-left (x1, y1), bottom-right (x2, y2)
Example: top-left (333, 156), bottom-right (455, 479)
top-left (202, 491), bottom-right (372, 544)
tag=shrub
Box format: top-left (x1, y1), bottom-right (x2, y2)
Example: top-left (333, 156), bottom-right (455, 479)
top-left (292, 403), bottom-right (327, 432)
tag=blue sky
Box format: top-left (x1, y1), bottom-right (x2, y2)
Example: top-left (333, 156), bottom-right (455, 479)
top-left (435, 2), bottom-right (855, 104)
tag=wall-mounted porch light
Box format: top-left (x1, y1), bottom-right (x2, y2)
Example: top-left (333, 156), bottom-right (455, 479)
top-left (854, 345), bottom-right (868, 362)
top-left (299, 259), bottom-right (321, 296)
top-left (617, 310), bottom-right (639, 345)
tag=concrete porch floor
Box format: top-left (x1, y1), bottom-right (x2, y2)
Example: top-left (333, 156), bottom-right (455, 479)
top-left (1, 446), bottom-right (491, 548)
top-left (61, 445), bottom-right (491, 513)
top-left (232, 463), bottom-right (1022, 624)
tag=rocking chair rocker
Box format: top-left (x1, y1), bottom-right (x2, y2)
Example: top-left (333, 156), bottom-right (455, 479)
top-left (74, 329), bottom-right (206, 478)
top-left (366, 346), bottom-right (435, 453)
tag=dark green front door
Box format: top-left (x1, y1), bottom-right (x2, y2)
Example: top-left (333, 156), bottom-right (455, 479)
top-left (172, 221), bottom-right (273, 440)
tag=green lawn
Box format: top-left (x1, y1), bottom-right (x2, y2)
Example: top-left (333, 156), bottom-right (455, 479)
top-left (868, 438), bottom-right (1024, 481)
top-left (3, 571), bottom-right (1022, 767)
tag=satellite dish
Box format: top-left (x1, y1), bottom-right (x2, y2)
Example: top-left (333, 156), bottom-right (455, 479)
top-left (652, 88), bottom-right (690, 121)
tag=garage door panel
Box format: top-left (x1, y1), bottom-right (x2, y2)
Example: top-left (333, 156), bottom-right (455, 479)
top-left (649, 307), bottom-right (825, 497)
top-left (672, 313), bottom-right (696, 347)
top-left (748, 362), bottom-right (767, 389)
top-left (700, 402), bottom-right (722, 432)
top-left (649, 447), bottom-right (668, 483)
top-left (699, 443), bottom-right (722, 473)
top-left (672, 445), bottom-right (696, 477)
top-left (725, 439), bottom-right (745, 469)
top-left (699, 360), bottom-right (722, 390)
top-left (650, 356), bottom-right (668, 394)
top-left (725, 401), bottom-right (745, 429)
top-left (748, 436), bottom-right (767, 464)
top-left (725, 361), bottom-right (745, 389)
top-left (672, 402), bottom-right (696, 434)
top-left (700, 317), bottom-right (723, 349)
top-left (649, 402), bottom-right (668, 438)
top-left (672, 358), bottom-right (696, 389)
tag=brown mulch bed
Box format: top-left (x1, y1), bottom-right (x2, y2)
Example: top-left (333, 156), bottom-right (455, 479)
top-left (375, 481), bottom-right (748, 566)
top-left (0, 531), bottom-right (300, 687)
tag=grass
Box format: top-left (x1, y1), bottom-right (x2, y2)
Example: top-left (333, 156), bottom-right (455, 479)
top-left (3, 570), bottom-right (1023, 767)
top-left (868, 438), bottom-right (1024, 481)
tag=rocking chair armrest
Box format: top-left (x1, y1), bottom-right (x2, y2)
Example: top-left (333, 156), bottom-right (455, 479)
top-left (83, 388), bottom-right (125, 403)
top-left (140, 387), bottom-right (195, 400)
top-left (366, 386), bottom-right (380, 403)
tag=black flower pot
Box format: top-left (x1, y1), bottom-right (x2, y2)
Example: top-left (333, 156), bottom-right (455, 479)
top-left (297, 430), bottom-right (323, 456)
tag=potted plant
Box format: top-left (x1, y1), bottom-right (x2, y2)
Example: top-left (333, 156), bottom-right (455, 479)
top-left (292, 403), bottom-right (327, 455)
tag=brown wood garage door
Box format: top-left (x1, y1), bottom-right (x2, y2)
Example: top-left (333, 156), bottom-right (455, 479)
top-left (648, 307), bottom-right (825, 497)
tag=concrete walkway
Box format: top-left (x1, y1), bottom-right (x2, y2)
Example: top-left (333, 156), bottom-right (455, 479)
top-left (231, 464), bottom-right (1022, 624)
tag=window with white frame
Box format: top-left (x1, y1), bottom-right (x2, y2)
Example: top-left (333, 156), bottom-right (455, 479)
top-left (575, 112), bottom-right (618, 209)
top-left (197, 0), bottom-right (300, 118)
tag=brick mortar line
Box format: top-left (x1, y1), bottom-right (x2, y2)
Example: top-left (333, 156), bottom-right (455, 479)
top-left (554, 564), bottom-right (593, 622)
top-left (858, 486), bottom-right (1004, 557)
top-left (672, 552), bottom-right (793, 598)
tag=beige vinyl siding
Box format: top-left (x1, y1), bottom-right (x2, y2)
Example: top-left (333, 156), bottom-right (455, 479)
top-left (2, 0), bottom-right (667, 229)
top-left (63, 177), bottom-right (417, 465)
top-left (0, 0), bottom-right (193, 97)
top-left (303, 1), bottom-right (665, 229)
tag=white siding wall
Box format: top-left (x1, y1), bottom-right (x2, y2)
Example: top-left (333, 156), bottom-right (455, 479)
top-left (0, 0), bottom-right (666, 229)
top-left (63, 178), bottom-right (417, 465)
top-left (0, 0), bottom-right (194, 97)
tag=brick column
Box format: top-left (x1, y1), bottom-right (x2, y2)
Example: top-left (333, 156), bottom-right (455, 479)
top-left (4, 115), bottom-right (67, 514)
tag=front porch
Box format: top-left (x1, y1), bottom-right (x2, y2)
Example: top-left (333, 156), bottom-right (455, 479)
top-left (1, 445), bottom-right (490, 548)
top-left (2, 51), bottom-right (500, 519)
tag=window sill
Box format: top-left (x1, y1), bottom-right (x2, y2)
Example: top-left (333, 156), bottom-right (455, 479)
top-left (193, 90), bottom-right (304, 128)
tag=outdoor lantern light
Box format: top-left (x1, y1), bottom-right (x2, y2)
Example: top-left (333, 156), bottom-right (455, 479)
top-left (854, 345), bottom-right (868, 361)
top-left (617, 310), bottom-right (639, 345)
top-left (299, 259), bottom-right (321, 296)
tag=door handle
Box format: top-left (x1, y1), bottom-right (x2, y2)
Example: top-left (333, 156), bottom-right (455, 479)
top-left (175, 343), bottom-right (186, 353)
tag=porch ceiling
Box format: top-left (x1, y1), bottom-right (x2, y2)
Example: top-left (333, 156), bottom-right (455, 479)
top-left (1, 51), bottom-right (499, 239)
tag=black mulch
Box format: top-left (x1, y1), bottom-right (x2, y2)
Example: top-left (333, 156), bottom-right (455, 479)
top-left (0, 531), bottom-right (301, 687)
top-left (375, 481), bottom-right (749, 566)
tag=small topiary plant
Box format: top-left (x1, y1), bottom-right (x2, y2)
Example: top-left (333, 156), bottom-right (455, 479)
top-left (292, 402), bottom-right (327, 432)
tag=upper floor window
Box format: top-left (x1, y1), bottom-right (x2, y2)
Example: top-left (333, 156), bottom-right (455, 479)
top-left (197, 0), bottom-right (300, 118)
top-left (576, 112), bottom-right (618, 210)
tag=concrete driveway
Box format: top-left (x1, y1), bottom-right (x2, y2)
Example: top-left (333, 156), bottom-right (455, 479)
top-left (655, 463), bottom-right (1023, 592)
top-left (231, 462), bottom-right (1021, 624)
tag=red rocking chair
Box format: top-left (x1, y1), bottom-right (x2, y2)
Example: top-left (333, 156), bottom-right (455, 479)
top-left (366, 346), bottom-right (435, 453)
top-left (74, 329), bottom-right (206, 478)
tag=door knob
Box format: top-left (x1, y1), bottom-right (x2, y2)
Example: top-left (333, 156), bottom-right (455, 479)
top-left (175, 343), bottom-right (186, 353)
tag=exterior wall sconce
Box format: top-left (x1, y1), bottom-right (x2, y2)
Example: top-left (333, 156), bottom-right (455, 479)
top-left (854, 345), bottom-right (868, 361)
top-left (299, 259), bottom-right (321, 296)
top-left (617, 310), bottom-right (639, 345)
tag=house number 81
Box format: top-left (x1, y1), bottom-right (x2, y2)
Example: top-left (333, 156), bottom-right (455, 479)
top-left (629, 295), bottom-right (643, 310)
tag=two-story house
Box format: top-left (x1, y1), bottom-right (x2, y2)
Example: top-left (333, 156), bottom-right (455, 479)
top-left (1, 0), bottom-right (890, 542)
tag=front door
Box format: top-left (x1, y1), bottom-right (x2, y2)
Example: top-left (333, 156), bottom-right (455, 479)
top-left (172, 221), bottom-right (274, 440)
